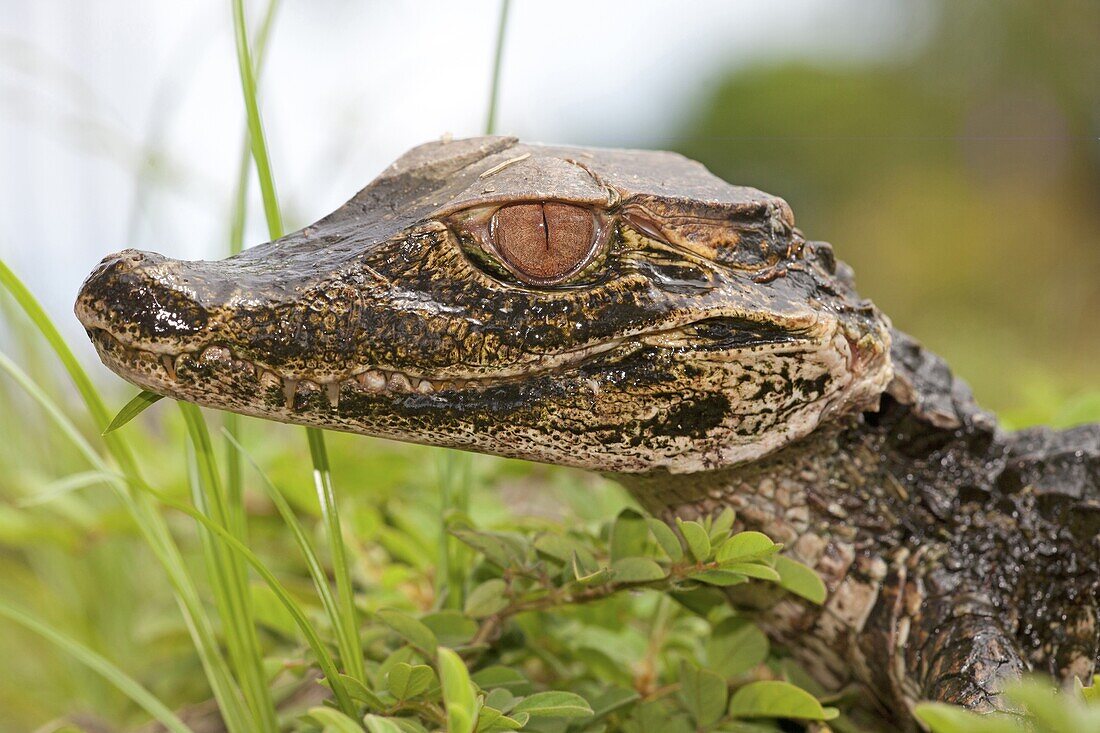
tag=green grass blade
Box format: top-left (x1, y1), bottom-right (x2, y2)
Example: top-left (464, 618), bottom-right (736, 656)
top-left (485, 0), bottom-right (511, 135)
top-left (306, 427), bottom-right (365, 682)
top-left (0, 350), bottom-right (353, 720)
top-left (16, 470), bottom-right (112, 508)
top-left (436, 450), bottom-right (472, 610)
top-left (132, 470), bottom-right (357, 717)
top-left (231, 0), bottom-right (283, 240)
top-left (228, 0), bottom-right (282, 257)
top-left (0, 260), bottom-right (132, 468)
top-left (230, 0), bottom-right (362, 688)
top-left (224, 0), bottom-right (281, 533)
top-left (104, 390), bottom-right (164, 433)
top-left (0, 598), bottom-right (195, 733)
top-left (222, 429), bottom-right (364, 683)
top-left (0, 345), bottom-right (253, 733)
top-left (179, 404), bottom-right (279, 733)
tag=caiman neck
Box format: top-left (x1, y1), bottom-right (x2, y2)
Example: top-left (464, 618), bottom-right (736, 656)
top-left (610, 329), bottom-right (1001, 551)
top-left (611, 417), bottom-right (874, 548)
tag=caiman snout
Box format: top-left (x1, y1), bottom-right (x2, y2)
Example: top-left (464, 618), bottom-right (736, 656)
top-left (72, 137), bottom-right (897, 477)
top-left (76, 248), bottom-right (210, 348)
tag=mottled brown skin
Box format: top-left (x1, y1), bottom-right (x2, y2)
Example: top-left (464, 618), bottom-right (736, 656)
top-left (75, 137), bottom-right (1099, 728)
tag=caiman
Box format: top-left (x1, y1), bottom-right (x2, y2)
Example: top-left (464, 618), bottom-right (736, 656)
top-left (75, 136), bottom-right (1100, 727)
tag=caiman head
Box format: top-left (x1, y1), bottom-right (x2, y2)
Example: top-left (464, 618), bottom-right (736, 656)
top-left (76, 136), bottom-right (892, 474)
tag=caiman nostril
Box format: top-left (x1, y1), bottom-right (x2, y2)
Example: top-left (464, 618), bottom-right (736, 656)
top-left (76, 248), bottom-right (208, 341)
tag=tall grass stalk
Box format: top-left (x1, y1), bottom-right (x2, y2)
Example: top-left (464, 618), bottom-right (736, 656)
top-left (306, 427), bottom-right (367, 682)
top-left (0, 349), bottom-right (358, 719)
top-left (222, 429), bottom-right (361, 682)
top-left (485, 0), bottom-right (511, 135)
top-left (230, 0), bottom-right (365, 684)
top-left (0, 598), bottom-right (194, 733)
top-left (225, 0), bottom-right (281, 539)
top-left (435, 450), bottom-right (472, 611)
top-left (0, 265), bottom-right (254, 733)
top-left (181, 404), bottom-right (279, 733)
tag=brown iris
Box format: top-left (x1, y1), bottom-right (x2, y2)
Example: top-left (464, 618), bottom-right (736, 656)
top-left (491, 203), bottom-right (596, 283)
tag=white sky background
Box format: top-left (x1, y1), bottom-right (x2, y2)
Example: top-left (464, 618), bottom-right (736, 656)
top-left (0, 0), bottom-right (932, 356)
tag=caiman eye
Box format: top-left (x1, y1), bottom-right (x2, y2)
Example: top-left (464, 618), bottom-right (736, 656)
top-left (491, 203), bottom-right (598, 283)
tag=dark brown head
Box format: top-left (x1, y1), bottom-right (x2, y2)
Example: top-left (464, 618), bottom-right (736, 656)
top-left (76, 137), bottom-right (891, 473)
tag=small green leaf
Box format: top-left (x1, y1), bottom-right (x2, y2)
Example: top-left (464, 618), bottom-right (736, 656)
top-left (721, 562), bottom-right (781, 581)
top-left (708, 507), bottom-right (737, 544)
top-left (690, 569), bottom-right (748, 586)
top-left (363, 715), bottom-right (408, 733)
top-left (588, 686), bottom-right (641, 720)
top-left (676, 519), bottom-right (712, 562)
top-left (336, 674), bottom-right (385, 710)
top-left (465, 578), bottom-right (510, 618)
top-left (610, 509), bottom-right (649, 562)
top-left (572, 552), bottom-right (611, 585)
top-left (1078, 674), bottom-right (1100, 703)
top-left (646, 518), bottom-right (684, 562)
top-left (611, 557), bottom-right (668, 583)
top-left (472, 666), bottom-right (532, 695)
top-left (422, 610), bottom-right (479, 646)
top-left (1003, 680), bottom-right (1088, 732)
top-left (533, 533), bottom-right (585, 564)
top-left (716, 531), bottom-right (777, 564)
top-left (706, 618), bottom-right (769, 680)
top-left (679, 660), bottom-right (728, 727)
top-left (728, 680), bottom-right (838, 721)
top-left (307, 707), bottom-right (364, 733)
top-left (103, 390), bottom-right (163, 434)
top-left (774, 556), bottom-right (827, 604)
top-left (512, 691), bottom-right (594, 719)
top-left (453, 529), bottom-right (527, 569)
top-left (484, 688), bottom-right (515, 712)
top-left (669, 587), bottom-right (730, 617)
top-left (474, 706), bottom-right (524, 732)
top-left (438, 647), bottom-right (477, 733)
top-left (913, 702), bottom-right (1021, 733)
top-left (387, 662), bottom-right (436, 700)
top-left (376, 609), bottom-right (438, 654)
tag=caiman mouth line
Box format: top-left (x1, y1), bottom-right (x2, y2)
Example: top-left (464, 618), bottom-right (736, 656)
top-left (88, 313), bottom-right (822, 411)
top-left (87, 327), bottom-right (630, 409)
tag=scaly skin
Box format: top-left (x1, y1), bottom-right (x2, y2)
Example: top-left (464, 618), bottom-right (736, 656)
top-left (75, 136), bottom-right (1099, 727)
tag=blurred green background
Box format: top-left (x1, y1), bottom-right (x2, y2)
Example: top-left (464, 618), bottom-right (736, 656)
top-left (673, 0), bottom-right (1100, 424)
top-left (0, 1), bottom-right (1096, 730)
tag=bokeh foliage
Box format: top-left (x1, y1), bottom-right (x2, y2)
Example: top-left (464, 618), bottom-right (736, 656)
top-left (674, 0), bottom-right (1099, 424)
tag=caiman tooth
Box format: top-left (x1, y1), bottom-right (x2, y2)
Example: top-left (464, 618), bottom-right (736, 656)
top-left (358, 370), bottom-right (386, 392)
top-left (283, 378), bottom-right (298, 410)
top-left (325, 382), bottom-right (340, 408)
top-left (200, 345), bottom-right (231, 363)
top-left (259, 369), bottom-right (281, 392)
top-left (387, 372), bottom-right (412, 391)
top-left (416, 379), bottom-right (434, 394)
top-left (161, 355), bottom-right (177, 380)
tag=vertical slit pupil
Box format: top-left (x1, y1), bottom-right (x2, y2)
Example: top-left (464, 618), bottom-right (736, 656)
top-left (493, 203), bottom-right (595, 282)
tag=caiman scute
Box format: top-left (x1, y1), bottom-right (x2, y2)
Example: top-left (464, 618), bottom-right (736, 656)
top-left (75, 136), bottom-right (1100, 728)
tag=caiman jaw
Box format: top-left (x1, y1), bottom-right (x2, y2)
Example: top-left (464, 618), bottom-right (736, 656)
top-left (75, 137), bottom-right (892, 474)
